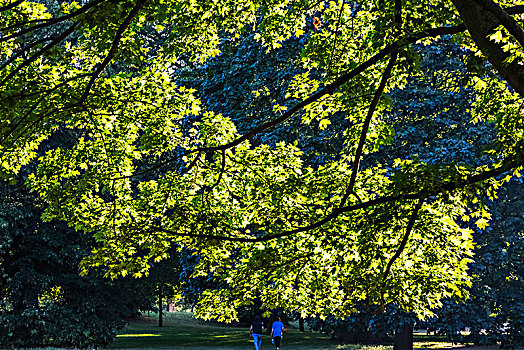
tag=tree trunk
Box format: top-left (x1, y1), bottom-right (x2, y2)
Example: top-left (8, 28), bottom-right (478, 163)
top-left (451, 0), bottom-right (524, 97)
top-left (299, 317), bottom-right (305, 332)
top-left (158, 284), bottom-right (163, 327)
top-left (393, 324), bottom-right (413, 350)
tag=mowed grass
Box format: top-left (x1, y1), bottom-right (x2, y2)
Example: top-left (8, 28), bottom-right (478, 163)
top-left (108, 312), bottom-right (391, 350)
top-left (109, 312), bottom-right (524, 350)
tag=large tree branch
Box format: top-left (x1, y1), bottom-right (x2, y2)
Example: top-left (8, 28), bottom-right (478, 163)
top-left (452, 0), bottom-right (524, 96)
top-left (151, 157), bottom-right (522, 243)
top-left (124, 23), bottom-right (471, 179)
top-left (197, 28), bottom-right (469, 154)
top-left (475, 0), bottom-right (524, 50)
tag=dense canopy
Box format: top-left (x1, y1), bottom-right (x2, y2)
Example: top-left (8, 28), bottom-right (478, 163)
top-left (1, 0), bottom-right (524, 321)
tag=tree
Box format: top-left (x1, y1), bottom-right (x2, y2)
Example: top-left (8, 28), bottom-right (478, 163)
top-left (0, 178), bottom-right (143, 347)
top-left (1, 0), bottom-right (524, 329)
top-left (422, 178), bottom-right (524, 346)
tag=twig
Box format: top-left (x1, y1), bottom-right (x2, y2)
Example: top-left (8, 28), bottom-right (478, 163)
top-left (1, 21), bottom-right (79, 86)
top-left (79, 0), bottom-right (149, 104)
top-left (380, 196), bottom-right (425, 295)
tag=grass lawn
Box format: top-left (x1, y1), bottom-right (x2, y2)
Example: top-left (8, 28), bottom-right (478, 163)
top-left (108, 312), bottom-right (391, 350)
top-left (108, 312), bottom-right (524, 350)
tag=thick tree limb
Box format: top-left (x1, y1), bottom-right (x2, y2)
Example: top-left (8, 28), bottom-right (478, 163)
top-left (475, 0), bottom-right (524, 50)
top-left (452, 0), bottom-right (524, 96)
top-left (152, 157), bottom-right (522, 243)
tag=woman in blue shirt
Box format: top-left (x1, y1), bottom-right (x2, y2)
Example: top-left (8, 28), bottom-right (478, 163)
top-left (271, 316), bottom-right (285, 350)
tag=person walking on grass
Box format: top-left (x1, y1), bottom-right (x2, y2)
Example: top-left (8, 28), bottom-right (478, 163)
top-left (271, 316), bottom-right (285, 350)
top-left (250, 315), bottom-right (265, 350)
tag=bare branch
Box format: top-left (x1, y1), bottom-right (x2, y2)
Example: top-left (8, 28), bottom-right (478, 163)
top-left (340, 50), bottom-right (398, 208)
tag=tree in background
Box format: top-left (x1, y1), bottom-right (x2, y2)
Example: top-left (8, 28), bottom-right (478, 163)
top-left (423, 179), bottom-right (524, 346)
top-left (0, 174), bottom-right (205, 345)
top-left (0, 178), bottom-right (143, 347)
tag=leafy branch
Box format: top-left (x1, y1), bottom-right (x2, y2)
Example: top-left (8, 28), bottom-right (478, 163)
top-left (151, 156), bottom-right (523, 243)
top-left (79, 0), bottom-right (149, 104)
top-left (380, 195), bottom-right (425, 305)
top-left (0, 0), bottom-right (108, 41)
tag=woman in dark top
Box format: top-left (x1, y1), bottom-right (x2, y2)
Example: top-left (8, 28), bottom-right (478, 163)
top-left (250, 315), bottom-right (264, 350)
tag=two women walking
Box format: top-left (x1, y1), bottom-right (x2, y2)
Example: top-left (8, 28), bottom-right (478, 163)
top-left (249, 315), bottom-right (285, 350)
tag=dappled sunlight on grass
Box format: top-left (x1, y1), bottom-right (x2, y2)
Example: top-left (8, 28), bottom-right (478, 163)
top-left (415, 342), bottom-right (458, 349)
top-left (113, 312), bottom-right (499, 350)
top-left (110, 313), bottom-right (336, 349)
top-left (335, 345), bottom-right (392, 350)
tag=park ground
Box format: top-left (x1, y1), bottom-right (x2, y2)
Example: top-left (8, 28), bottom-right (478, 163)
top-left (106, 312), bottom-right (518, 350)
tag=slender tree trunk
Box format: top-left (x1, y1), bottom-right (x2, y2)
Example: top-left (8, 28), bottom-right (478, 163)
top-left (393, 324), bottom-right (413, 350)
top-left (299, 317), bottom-right (305, 332)
top-left (158, 284), bottom-right (163, 327)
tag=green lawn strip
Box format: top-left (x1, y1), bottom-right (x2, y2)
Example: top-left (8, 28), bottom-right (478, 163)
top-left (110, 322), bottom-right (342, 349)
top-left (109, 313), bottom-right (393, 350)
top-left (112, 312), bottom-right (493, 350)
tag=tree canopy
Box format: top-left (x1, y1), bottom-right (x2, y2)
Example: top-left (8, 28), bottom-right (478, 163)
top-left (1, 0), bottom-right (524, 321)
